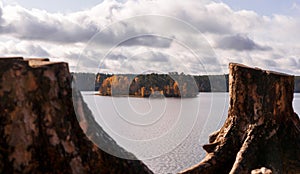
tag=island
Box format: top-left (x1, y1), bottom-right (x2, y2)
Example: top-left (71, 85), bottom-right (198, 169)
top-left (73, 72), bottom-right (300, 94)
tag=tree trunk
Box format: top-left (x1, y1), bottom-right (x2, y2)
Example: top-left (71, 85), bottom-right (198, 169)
top-left (180, 63), bottom-right (300, 174)
top-left (0, 58), bottom-right (152, 174)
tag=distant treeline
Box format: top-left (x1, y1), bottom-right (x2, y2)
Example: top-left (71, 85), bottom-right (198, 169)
top-left (72, 72), bottom-right (300, 93)
top-left (71, 73), bottom-right (97, 91)
top-left (296, 76), bottom-right (300, 93)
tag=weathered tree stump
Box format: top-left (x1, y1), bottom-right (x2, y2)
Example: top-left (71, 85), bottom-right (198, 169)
top-left (180, 63), bottom-right (300, 174)
top-left (0, 58), bottom-right (152, 174)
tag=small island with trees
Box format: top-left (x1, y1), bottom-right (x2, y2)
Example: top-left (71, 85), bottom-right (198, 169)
top-left (97, 73), bottom-right (199, 97)
top-left (72, 72), bottom-right (300, 98)
top-left (93, 73), bottom-right (229, 98)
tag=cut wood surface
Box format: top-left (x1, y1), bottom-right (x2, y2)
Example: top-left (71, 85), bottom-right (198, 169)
top-left (0, 58), bottom-right (153, 174)
top-left (180, 63), bottom-right (300, 174)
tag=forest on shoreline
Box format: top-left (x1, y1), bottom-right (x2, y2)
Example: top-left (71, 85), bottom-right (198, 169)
top-left (72, 73), bottom-right (300, 93)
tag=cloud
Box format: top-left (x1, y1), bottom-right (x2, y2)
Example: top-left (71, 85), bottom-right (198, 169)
top-left (0, 0), bottom-right (300, 74)
top-left (216, 34), bottom-right (272, 51)
top-left (261, 59), bottom-right (277, 67)
top-left (292, 2), bottom-right (300, 11)
top-left (86, 22), bottom-right (174, 49)
top-left (0, 1), bottom-right (238, 45)
top-left (0, 5), bottom-right (98, 43)
top-left (24, 44), bottom-right (50, 57)
top-left (0, 3), bottom-right (3, 24)
top-left (107, 54), bottom-right (128, 61)
top-left (142, 51), bottom-right (170, 62)
top-left (0, 40), bottom-right (49, 57)
top-left (189, 2), bottom-right (235, 34)
top-left (120, 35), bottom-right (172, 48)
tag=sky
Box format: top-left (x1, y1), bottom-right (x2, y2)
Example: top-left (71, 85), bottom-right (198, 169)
top-left (0, 0), bottom-right (300, 75)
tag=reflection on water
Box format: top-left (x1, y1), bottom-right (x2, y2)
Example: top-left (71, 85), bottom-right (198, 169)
top-left (81, 92), bottom-right (300, 174)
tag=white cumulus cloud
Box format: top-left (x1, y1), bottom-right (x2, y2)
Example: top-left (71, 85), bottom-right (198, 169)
top-left (0, 0), bottom-right (299, 75)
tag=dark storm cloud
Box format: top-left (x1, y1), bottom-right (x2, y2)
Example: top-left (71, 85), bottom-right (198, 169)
top-left (216, 34), bottom-right (272, 51)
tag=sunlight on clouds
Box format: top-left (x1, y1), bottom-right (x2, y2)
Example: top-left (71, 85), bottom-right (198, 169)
top-left (0, 0), bottom-right (299, 74)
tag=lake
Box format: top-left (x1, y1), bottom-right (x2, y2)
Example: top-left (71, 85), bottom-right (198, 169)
top-left (81, 92), bottom-right (300, 174)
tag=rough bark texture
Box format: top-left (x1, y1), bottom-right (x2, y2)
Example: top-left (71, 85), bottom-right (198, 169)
top-left (0, 57), bottom-right (152, 174)
top-left (180, 63), bottom-right (300, 174)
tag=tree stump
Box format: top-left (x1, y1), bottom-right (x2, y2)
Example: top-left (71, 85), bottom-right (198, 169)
top-left (180, 63), bottom-right (300, 174)
top-left (0, 58), bottom-right (152, 174)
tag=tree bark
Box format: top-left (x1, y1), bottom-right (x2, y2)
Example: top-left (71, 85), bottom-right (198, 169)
top-left (0, 58), bottom-right (152, 174)
top-left (180, 63), bottom-right (300, 174)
